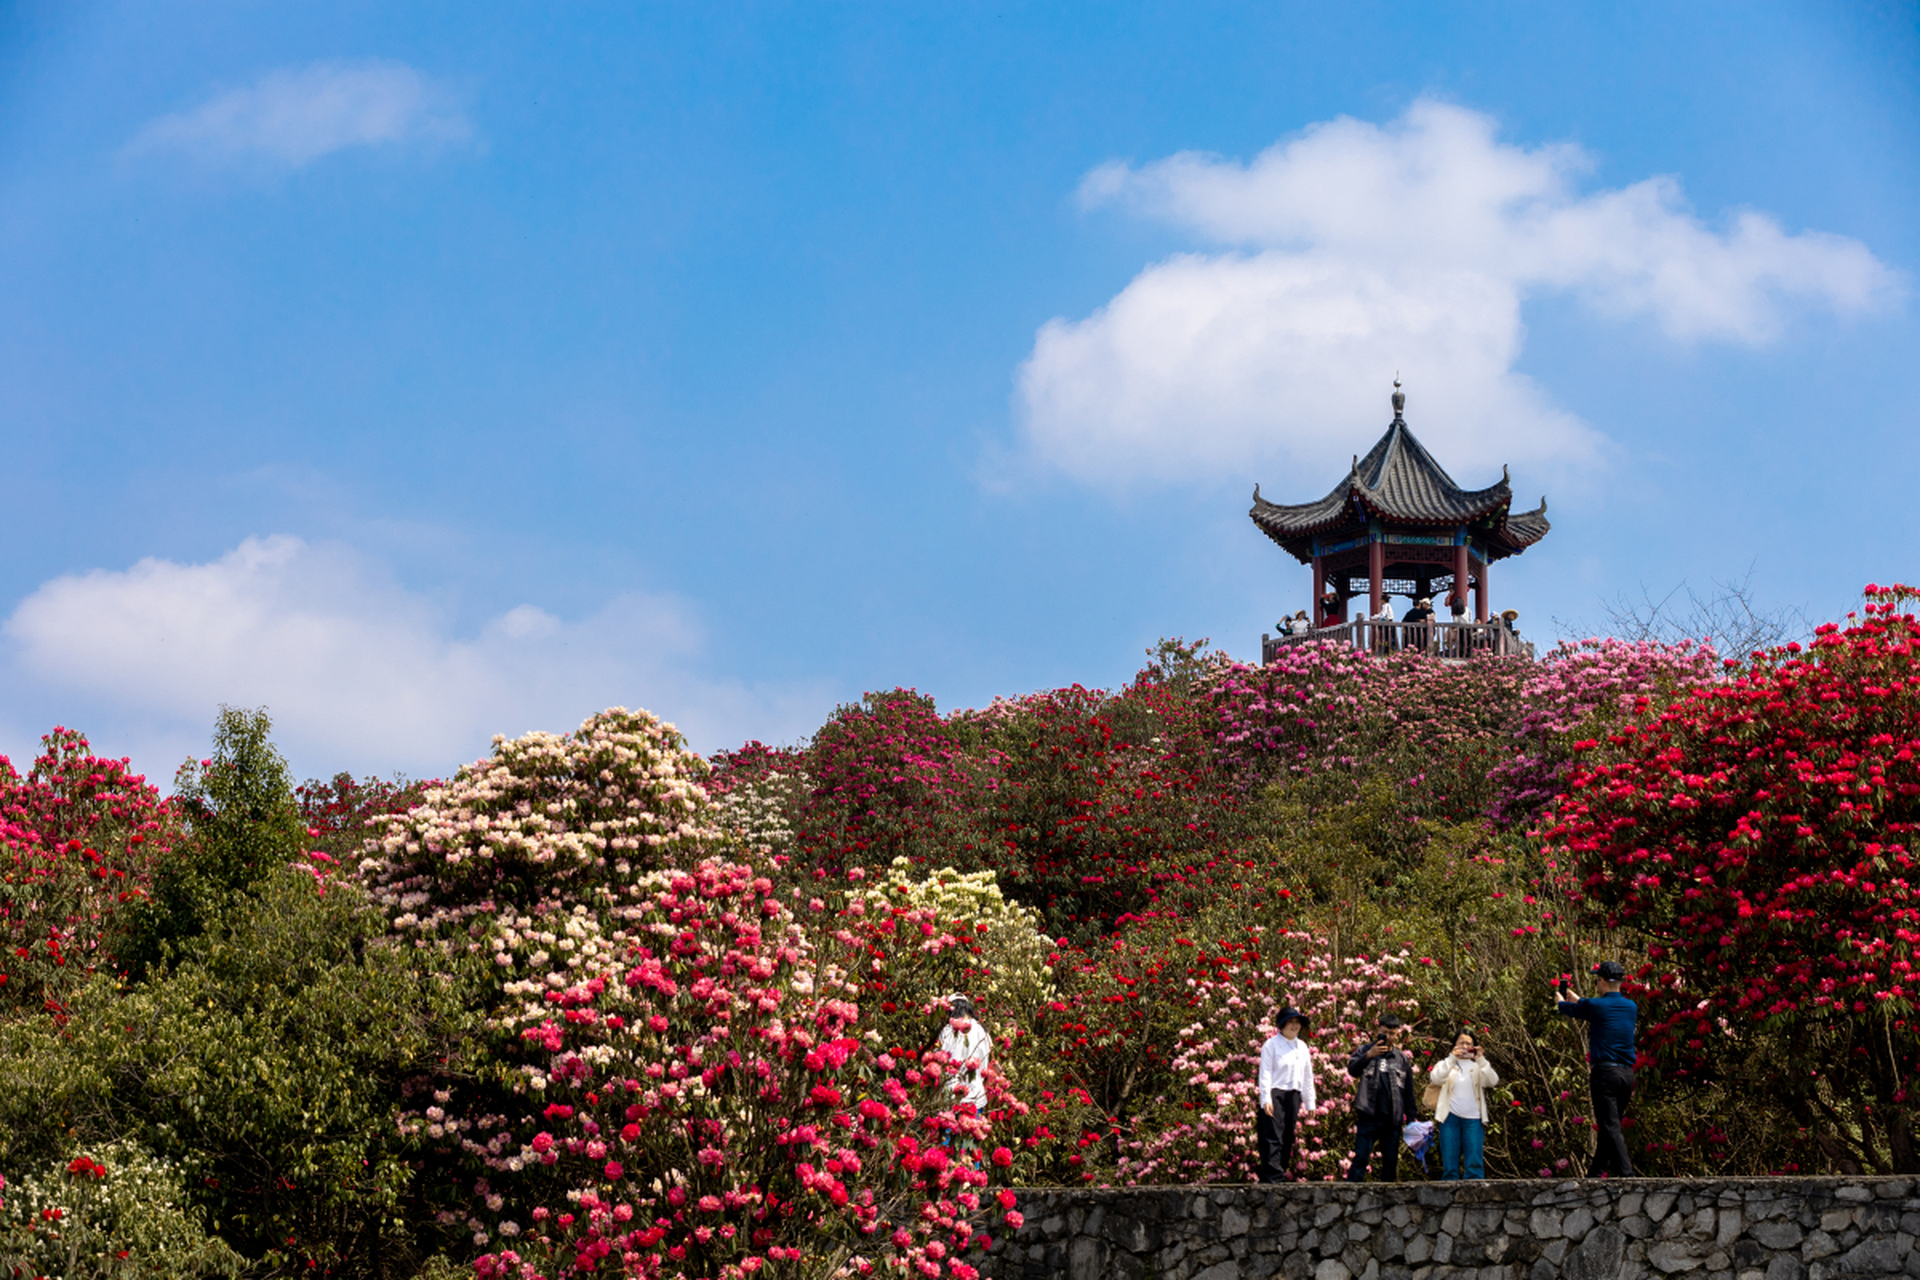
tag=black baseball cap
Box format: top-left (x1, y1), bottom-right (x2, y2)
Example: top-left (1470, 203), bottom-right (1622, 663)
top-left (1592, 961), bottom-right (1627, 982)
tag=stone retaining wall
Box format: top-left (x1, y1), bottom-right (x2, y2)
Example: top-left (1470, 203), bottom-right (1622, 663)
top-left (982, 1179), bottom-right (1918, 1280)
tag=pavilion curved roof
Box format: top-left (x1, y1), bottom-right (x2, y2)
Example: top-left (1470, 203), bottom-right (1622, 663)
top-left (1249, 404), bottom-right (1550, 565)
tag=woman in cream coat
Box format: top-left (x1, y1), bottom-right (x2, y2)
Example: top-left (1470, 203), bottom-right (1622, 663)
top-left (1430, 1030), bottom-right (1499, 1180)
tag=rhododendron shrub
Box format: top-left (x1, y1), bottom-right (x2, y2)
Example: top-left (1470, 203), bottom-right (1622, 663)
top-left (0, 1140), bottom-right (242, 1279)
top-left (360, 709), bottom-right (722, 938)
top-left (792, 691), bottom-right (992, 873)
top-left (0, 728), bottom-right (174, 1012)
top-left (1489, 638), bottom-right (1718, 825)
top-left (1547, 588), bottom-right (1920, 1173)
top-left (426, 859), bottom-right (1012, 1279)
top-left (961, 683), bottom-right (1238, 938)
top-left (1210, 645), bottom-right (1527, 821)
top-left (1113, 935), bottom-right (1416, 1184)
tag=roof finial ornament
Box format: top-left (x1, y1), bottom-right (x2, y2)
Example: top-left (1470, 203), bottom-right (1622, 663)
top-left (1391, 375), bottom-right (1405, 421)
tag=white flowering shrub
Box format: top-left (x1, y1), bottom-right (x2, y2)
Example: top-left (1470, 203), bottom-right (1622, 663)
top-left (709, 770), bottom-right (809, 860)
top-left (360, 709), bottom-right (723, 938)
top-left (0, 1142), bottom-right (241, 1280)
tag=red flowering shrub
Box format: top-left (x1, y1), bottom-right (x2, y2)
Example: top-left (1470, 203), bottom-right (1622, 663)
top-left (1546, 587), bottom-right (1920, 1172)
top-left (430, 859), bottom-right (1012, 1280)
top-left (1489, 638), bottom-right (1719, 826)
top-left (966, 684), bottom-right (1232, 938)
top-left (793, 690), bottom-right (991, 873)
top-left (0, 728), bottom-right (174, 1011)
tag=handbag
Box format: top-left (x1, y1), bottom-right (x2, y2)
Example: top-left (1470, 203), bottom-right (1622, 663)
top-left (1421, 1081), bottom-right (1442, 1113)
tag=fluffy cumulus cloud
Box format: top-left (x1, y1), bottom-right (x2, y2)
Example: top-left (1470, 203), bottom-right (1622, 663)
top-left (130, 59), bottom-right (471, 167)
top-left (1017, 99), bottom-right (1902, 489)
top-left (0, 537), bottom-right (827, 777)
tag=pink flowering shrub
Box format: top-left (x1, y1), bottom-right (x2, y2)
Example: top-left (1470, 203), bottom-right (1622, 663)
top-left (1209, 646), bottom-right (1526, 820)
top-left (1488, 637), bottom-right (1718, 825)
top-left (0, 729), bottom-right (174, 1012)
top-left (1113, 934), bottom-right (1416, 1184)
top-left (422, 859), bottom-right (1010, 1279)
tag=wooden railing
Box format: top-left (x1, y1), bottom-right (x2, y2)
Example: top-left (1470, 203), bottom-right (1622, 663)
top-left (1262, 620), bottom-right (1535, 665)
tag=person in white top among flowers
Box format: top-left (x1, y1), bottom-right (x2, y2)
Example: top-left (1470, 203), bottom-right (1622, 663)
top-left (1255, 1007), bottom-right (1317, 1182)
top-left (934, 993), bottom-right (993, 1113)
top-left (1429, 1029), bottom-right (1499, 1180)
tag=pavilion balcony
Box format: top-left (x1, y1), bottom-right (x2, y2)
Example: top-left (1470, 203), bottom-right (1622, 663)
top-left (1261, 619), bottom-right (1535, 666)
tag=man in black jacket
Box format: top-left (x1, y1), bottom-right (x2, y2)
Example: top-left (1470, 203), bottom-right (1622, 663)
top-left (1346, 1014), bottom-right (1417, 1182)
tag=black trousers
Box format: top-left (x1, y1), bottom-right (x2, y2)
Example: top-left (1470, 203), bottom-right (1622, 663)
top-left (1345, 1112), bottom-right (1401, 1183)
top-left (1256, 1089), bottom-right (1301, 1182)
top-left (1589, 1062), bottom-right (1635, 1177)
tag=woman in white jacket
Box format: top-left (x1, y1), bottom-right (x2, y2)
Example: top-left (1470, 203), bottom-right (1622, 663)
top-left (1430, 1030), bottom-right (1498, 1180)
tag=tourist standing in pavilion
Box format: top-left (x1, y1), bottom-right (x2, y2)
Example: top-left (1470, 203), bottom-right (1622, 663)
top-left (1345, 1015), bottom-right (1417, 1182)
top-left (1256, 1008), bottom-right (1316, 1182)
top-left (1555, 963), bottom-right (1638, 1177)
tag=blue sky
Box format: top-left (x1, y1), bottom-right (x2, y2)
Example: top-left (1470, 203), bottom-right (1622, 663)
top-left (2, 2), bottom-right (1916, 781)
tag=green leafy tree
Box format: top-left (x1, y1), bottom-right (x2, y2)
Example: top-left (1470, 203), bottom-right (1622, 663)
top-left (124, 707), bottom-right (307, 971)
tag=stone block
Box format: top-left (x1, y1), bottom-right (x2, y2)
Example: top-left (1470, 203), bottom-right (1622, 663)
top-left (1443, 1207), bottom-right (1466, 1236)
top-left (1764, 1258), bottom-right (1805, 1280)
top-left (1562, 1224), bottom-right (1625, 1280)
top-left (1389, 1206), bottom-right (1413, 1229)
top-left (1378, 1227), bottom-right (1405, 1261)
top-left (1531, 1260), bottom-right (1560, 1280)
top-left (1196, 1263), bottom-right (1241, 1280)
top-left (1717, 1211), bottom-right (1744, 1249)
top-left (1222, 1208), bottom-right (1250, 1239)
top-left (1751, 1223), bottom-right (1804, 1251)
top-left (1323, 1224), bottom-right (1348, 1257)
top-left (1685, 1210), bottom-right (1717, 1243)
top-left (1834, 1237), bottom-right (1900, 1274)
top-left (1874, 1181), bottom-right (1912, 1200)
top-left (1801, 1231), bottom-right (1836, 1262)
top-left (1435, 1234), bottom-right (1455, 1265)
top-left (1543, 1239), bottom-right (1572, 1265)
top-left (1620, 1195), bottom-right (1646, 1222)
top-left (1068, 1236), bottom-right (1106, 1280)
top-left (1533, 1210), bottom-right (1567, 1240)
top-left (1319, 1205), bottom-right (1347, 1228)
top-left (1349, 1222), bottom-right (1373, 1243)
top-left (1284, 1251), bottom-right (1315, 1280)
top-left (1566, 1209), bottom-right (1596, 1242)
top-left (1405, 1234), bottom-right (1433, 1265)
top-left (1833, 1188), bottom-right (1872, 1205)
top-left (1647, 1241), bottom-right (1705, 1274)
top-left (1623, 1217), bottom-right (1656, 1241)
top-left (1648, 1192), bottom-right (1681, 1224)
top-left (1314, 1259), bottom-right (1353, 1280)
top-left (1110, 1214), bottom-right (1157, 1255)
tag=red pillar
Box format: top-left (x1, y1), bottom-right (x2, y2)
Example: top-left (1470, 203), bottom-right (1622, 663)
top-left (1453, 539), bottom-right (1470, 612)
top-left (1474, 554), bottom-right (1489, 623)
top-left (1368, 540), bottom-right (1385, 617)
top-left (1311, 556), bottom-right (1326, 625)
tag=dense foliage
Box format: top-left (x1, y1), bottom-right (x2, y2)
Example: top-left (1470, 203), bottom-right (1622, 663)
top-left (4, 591), bottom-right (1917, 1279)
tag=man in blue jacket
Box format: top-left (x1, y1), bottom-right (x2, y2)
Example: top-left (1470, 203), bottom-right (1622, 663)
top-left (1556, 961), bottom-right (1638, 1177)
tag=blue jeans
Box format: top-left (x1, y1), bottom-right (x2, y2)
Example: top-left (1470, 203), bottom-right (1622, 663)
top-left (1439, 1113), bottom-right (1485, 1180)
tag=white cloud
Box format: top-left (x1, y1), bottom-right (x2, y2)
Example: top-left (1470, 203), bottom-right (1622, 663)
top-left (1019, 99), bottom-right (1903, 488)
top-left (1, 537), bottom-right (829, 778)
top-left (130, 60), bottom-right (471, 167)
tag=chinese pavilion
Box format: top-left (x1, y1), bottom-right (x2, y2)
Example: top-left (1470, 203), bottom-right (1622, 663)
top-left (1249, 382), bottom-right (1550, 624)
